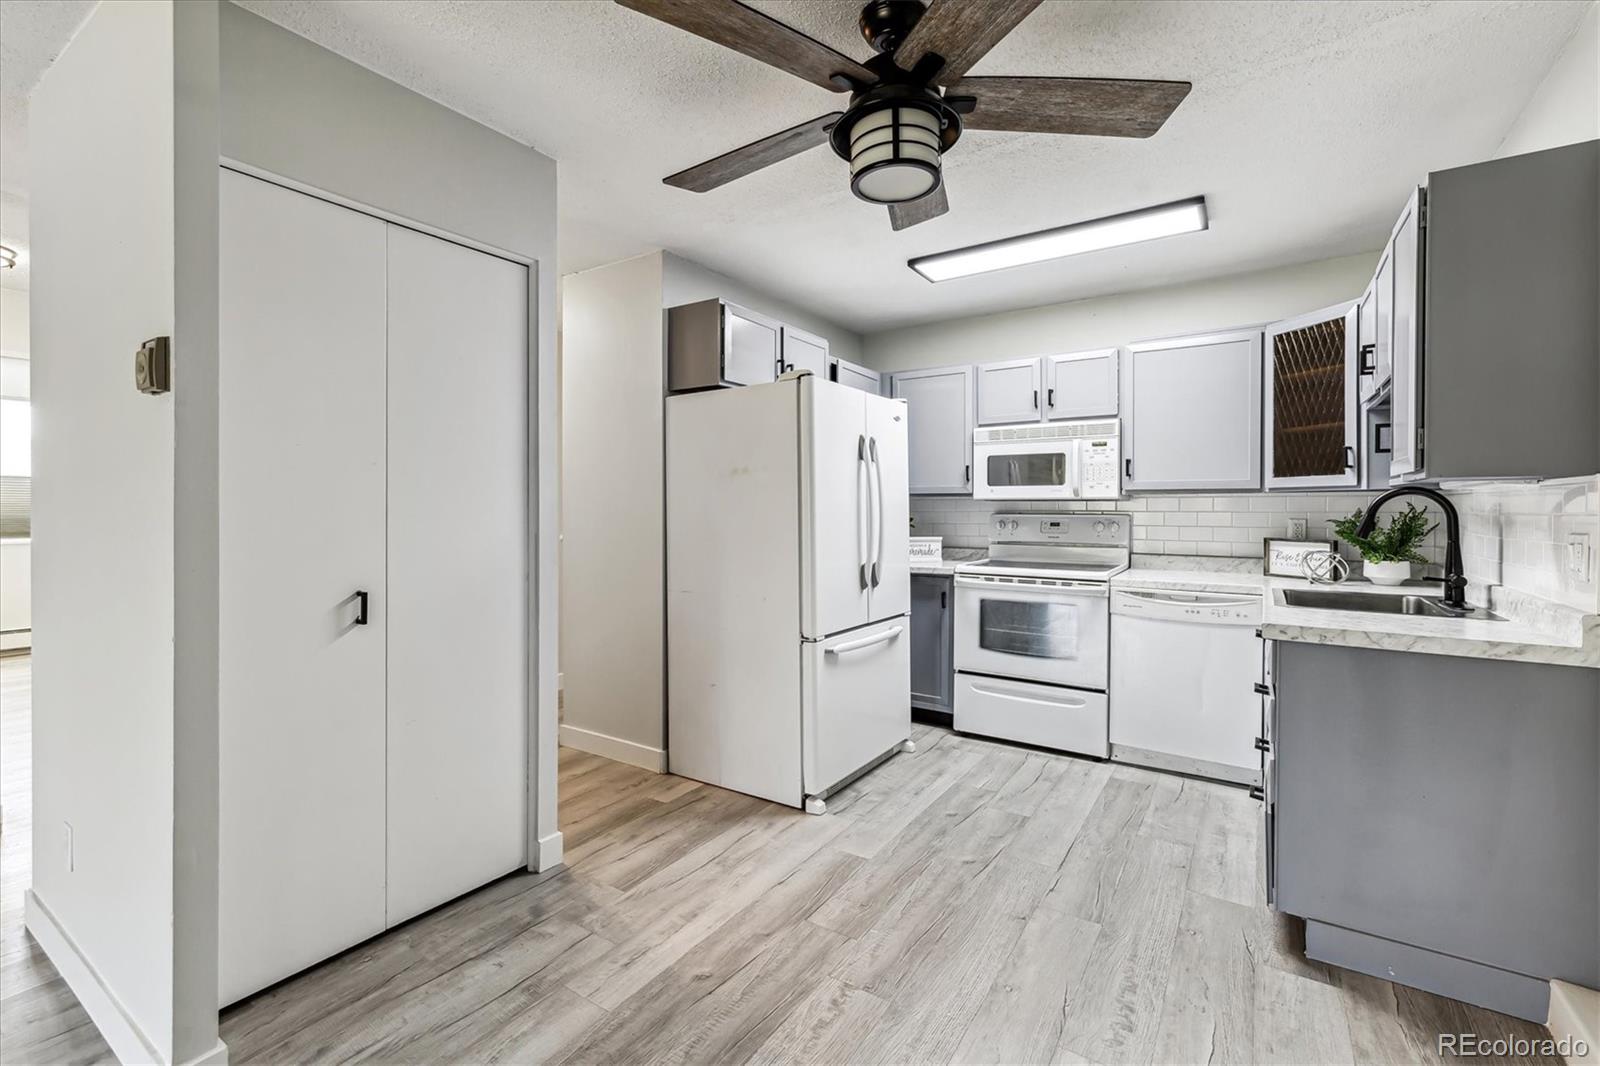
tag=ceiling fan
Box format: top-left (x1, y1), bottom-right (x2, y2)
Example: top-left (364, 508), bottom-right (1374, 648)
top-left (615, 0), bottom-right (1192, 230)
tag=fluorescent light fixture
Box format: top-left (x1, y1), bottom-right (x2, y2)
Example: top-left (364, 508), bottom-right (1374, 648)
top-left (909, 196), bottom-right (1209, 282)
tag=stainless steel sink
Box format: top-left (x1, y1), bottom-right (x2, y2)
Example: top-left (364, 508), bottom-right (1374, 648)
top-left (1278, 588), bottom-right (1505, 621)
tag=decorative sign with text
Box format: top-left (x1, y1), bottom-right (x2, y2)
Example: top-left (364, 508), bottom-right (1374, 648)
top-left (908, 537), bottom-right (944, 564)
top-left (1263, 538), bottom-right (1338, 577)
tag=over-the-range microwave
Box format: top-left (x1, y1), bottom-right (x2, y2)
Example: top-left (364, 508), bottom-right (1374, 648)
top-left (973, 418), bottom-right (1121, 501)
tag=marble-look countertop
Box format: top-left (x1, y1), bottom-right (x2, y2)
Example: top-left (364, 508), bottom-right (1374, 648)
top-left (909, 548), bottom-right (985, 576)
top-left (1117, 559), bottom-right (1599, 668)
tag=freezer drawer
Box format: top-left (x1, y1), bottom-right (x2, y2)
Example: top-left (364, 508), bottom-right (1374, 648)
top-left (802, 617), bottom-right (911, 798)
top-left (954, 673), bottom-right (1108, 757)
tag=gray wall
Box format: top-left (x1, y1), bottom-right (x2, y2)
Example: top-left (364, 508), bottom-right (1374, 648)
top-left (860, 253), bottom-right (1376, 374)
top-left (219, 1), bottom-right (564, 866)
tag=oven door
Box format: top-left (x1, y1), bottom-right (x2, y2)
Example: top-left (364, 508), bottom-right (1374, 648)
top-left (954, 575), bottom-right (1108, 690)
top-left (973, 439), bottom-right (1079, 500)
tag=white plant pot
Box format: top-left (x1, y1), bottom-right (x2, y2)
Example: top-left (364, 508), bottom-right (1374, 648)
top-left (1364, 559), bottom-right (1412, 585)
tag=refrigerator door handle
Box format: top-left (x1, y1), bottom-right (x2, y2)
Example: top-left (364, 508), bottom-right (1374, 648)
top-left (876, 432), bottom-right (889, 585)
top-left (826, 624), bottom-right (903, 656)
top-left (857, 435), bottom-right (869, 591)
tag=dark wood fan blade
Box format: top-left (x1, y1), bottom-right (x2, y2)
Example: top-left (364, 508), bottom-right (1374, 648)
top-left (895, 0), bottom-right (1041, 83)
top-left (949, 76), bottom-right (1192, 137)
top-left (664, 112), bottom-right (844, 192)
top-left (616, 0), bottom-right (873, 92)
top-left (888, 183), bottom-right (949, 230)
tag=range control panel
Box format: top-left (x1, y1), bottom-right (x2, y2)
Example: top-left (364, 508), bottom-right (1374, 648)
top-left (989, 512), bottom-right (1132, 548)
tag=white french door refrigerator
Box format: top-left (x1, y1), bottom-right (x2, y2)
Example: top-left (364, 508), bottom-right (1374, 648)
top-left (667, 375), bottom-right (912, 812)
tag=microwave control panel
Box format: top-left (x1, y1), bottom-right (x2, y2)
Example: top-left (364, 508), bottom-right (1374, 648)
top-left (1081, 435), bottom-right (1121, 499)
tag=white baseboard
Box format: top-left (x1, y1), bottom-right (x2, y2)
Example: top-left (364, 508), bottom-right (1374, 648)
top-left (180, 1039), bottom-right (230, 1066)
top-left (1548, 981), bottom-right (1598, 1065)
top-left (25, 890), bottom-right (166, 1064)
top-left (534, 830), bottom-right (565, 872)
top-left (559, 723), bottom-right (666, 772)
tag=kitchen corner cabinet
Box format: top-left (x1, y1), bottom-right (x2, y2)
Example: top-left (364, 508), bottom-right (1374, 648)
top-left (1383, 139), bottom-right (1598, 482)
top-left (1045, 349), bottom-right (1118, 421)
top-left (976, 357), bottom-right (1043, 424)
top-left (1122, 329), bottom-right (1262, 491)
top-left (891, 364), bottom-right (975, 494)
top-left (910, 573), bottom-right (954, 713)
top-left (830, 355), bottom-right (883, 394)
top-left (1263, 302), bottom-right (1360, 489)
top-left (667, 298), bottom-right (781, 391)
top-left (781, 325), bottom-right (828, 378)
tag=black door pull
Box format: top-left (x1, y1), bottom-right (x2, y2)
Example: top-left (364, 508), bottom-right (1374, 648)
top-left (1047, 388), bottom-right (1055, 408)
top-left (1254, 737), bottom-right (1271, 752)
top-left (1124, 458), bottom-right (1132, 479)
top-left (355, 590), bottom-right (369, 626)
top-left (1249, 785), bottom-right (1265, 802)
top-left (1253, 682), bottom-right (1270, 695)
top-left (1345, 445), bottom-right (1356, 470)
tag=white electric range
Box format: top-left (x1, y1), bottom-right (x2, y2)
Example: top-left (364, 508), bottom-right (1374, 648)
top-left (952, 512), bottom-right (1130, 757)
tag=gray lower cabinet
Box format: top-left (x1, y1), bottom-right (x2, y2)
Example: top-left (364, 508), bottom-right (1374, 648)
top-left (909, 573), bottom-right (953, 712)
top-left (1122, 328), bottom-right (1262, 490)
top-left (891, 365), bottom-right (974, 495)
top-left (1268, 640), bottom-right (1599, 1022)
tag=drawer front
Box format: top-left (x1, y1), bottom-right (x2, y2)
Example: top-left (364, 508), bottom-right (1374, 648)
top-left (954, 673), bottom-right (1108, 757)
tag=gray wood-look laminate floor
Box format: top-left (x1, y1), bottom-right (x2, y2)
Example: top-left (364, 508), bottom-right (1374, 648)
top-left (0, 653), bottom-right (1560, 1065)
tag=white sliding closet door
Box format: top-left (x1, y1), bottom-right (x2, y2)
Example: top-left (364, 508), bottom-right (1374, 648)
top-left (219, 171), bottom-right (389, 1004)
top-left (384, 226), bottom-right (529, 923)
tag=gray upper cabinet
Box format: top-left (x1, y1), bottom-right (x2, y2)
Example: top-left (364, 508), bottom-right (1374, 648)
top-left (976, 357), bottom-right (1043, 425)
top-left (667, 298), bottom-right (781, 391)
top-left (781, 325), bottom-right (828, 378)
top-left (830, 355), bottom-right (882, 394)
top-left (1123, 328), bottom-right (1263, 491)
top-left (891, 365), bottom-right (975, 495)
top-left (1402, 140), bottom-right (1598, 482)
top-left (1045, 349), bottom-right (1119, 421)
top-left (1263, 303), bottom-right (1360, 490)
top-left (1386, 187), bottom-right (1424, 480)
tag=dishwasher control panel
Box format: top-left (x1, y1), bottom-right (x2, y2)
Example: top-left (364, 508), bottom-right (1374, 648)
top-left (1110, 588), bottom-right (1262, 625)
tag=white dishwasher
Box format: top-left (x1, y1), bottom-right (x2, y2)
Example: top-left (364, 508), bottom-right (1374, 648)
top-left (1109, 586), bottom-right (1263, 786)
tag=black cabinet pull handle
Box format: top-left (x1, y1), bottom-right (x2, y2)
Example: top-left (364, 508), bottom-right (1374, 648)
top-left (1033, 389), bottom-right (1039, 410)
top-left (940, 590), bottom-right (947, 609)
top-left (1249, 785), bottom-right (1265, 802)
top-left (1358, 343), bottom-right (1376, 375)
top-left (1254, 737), bottom-right (1271, 752)
top-left (1345, 445), bottom-right (1356, 470)
top-left (1253, 682), bottom-right (1270, 696)
top-left (1124, 458), bottom-right (1132, 479)
top-left (355, 590), bottom-right (369, 626)
top-left (965, 464), bottom-right (971, 484)
top-left (1047, 387), bottom-right (1055, 409)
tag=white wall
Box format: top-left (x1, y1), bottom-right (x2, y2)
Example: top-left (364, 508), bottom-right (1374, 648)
top-left (561, 252), bottom-right (668, 766)
top-left (1496, 0), bottom-right (1600, 158)
top-left (0, 287), bottom-right (28, 357)
top-left (862, 253), bottom-right (1377, 374)
top-left (28, 3), bottom-right (220, 1063)
top-left (662, 252), bottom-right (865, 364)
top-left (218, 1), bottom-right (564, 868)
top-left (560, 250), bottom-right (862, 769)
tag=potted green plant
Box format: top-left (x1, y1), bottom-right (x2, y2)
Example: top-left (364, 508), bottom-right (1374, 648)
top-left (1330, 502), bottom-right (1436, 585)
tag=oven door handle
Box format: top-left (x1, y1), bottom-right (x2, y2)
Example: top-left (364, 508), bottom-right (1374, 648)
top-left (954, 575), bottom-right (1108, 597)
top-left (1118, 589), bottom-right (1260, 607)
top-left (968, 680), bottom-right (1091, 710)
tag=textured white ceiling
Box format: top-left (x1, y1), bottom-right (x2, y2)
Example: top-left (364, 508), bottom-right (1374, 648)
top-left (0, 1), bottom-right (1588, 327)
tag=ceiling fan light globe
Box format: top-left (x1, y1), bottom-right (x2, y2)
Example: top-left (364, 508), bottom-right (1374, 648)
top-left (848, 105), bottom-right (943, 204)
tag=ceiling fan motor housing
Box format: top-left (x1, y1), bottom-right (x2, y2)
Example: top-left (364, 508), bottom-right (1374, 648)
top-left (831, 78), bottom-right (963, 206)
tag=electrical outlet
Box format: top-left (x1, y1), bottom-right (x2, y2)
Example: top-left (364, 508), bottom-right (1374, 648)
top-left (63, 822), bottom-right (73, 873)
top-left (1567, 533), bottom-right (1592, 582)
top-left (1287, 517), bottom-right (1308, 539)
